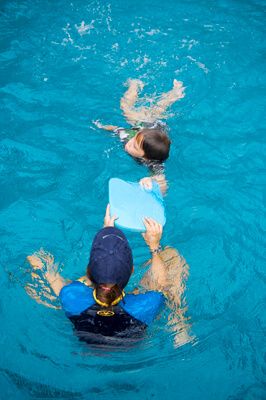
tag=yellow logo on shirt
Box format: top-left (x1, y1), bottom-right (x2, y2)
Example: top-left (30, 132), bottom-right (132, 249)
top-left (97, 310), bottom-right (115, 317)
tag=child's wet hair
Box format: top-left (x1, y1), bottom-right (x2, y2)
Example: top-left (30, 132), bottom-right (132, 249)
top-left (136, 128), bottom-right (171, 161)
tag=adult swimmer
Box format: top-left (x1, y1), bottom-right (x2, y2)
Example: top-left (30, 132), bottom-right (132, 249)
top-left (27, 205), bottom-right (191, 347)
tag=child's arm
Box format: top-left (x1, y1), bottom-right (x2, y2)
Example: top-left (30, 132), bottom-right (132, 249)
top-left (93, 120), bottom-right (140, 143)
top-left (93, 120), bottom-right (120, 132)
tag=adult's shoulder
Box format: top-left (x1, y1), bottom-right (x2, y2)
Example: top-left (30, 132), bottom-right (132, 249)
top-left (123, 291), bottom-right (165, 325)
top-left (60, 281), bottom-right (94, 316)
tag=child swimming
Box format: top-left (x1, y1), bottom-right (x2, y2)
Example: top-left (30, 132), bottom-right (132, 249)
top-left (94, 79), bottom-right (185, 192)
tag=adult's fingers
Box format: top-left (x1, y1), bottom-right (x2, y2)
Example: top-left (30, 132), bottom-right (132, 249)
top-left (152, 220), bottom-right (162, 232)
top-left (142, 219), bottom-right (150, 232)
top-left (145, 217), bottom-right (158, 224)
top-left (110, 214), bottom-right (118, 223)
top-left (143, 217), bottom-right (152, 228)
top-left (145, 217), bottom-right (160, 231)
top-left (105, 204), bottom-right (110, 218)
top-left (144, 217), bottom-right (158, 233)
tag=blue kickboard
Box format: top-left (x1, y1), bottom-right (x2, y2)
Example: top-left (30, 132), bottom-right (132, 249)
top-left (109, 178), bottom-right (166, 232)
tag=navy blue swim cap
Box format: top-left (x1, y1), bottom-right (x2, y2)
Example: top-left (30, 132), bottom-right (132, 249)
top-left (88, 227), bottom-right (133, 289)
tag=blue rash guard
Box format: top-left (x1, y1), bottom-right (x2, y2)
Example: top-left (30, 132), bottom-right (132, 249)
top-left (60, 281), bottom-right (164, 346)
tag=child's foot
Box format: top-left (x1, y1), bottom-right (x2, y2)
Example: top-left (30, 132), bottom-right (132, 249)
top-left (173, 79), bottom-right (183, 89)
top-left (125, 78), bottom-right (145, 91)
top-left (172, 79), bottom-right (185, 98)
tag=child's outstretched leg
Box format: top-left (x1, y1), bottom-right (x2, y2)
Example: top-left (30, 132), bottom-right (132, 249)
top-left (121, 79), bottom-right (144, 109)
top-left (95, 78), bottom-right (185, 129)
top-left (156, 80), bottom-right (185, 110)
top-left (120, 79), bottom-right (145, 125)
top-left (121, 79), bottom-right (185, 124)
top-left (148, 79), bottom-right (185, 121)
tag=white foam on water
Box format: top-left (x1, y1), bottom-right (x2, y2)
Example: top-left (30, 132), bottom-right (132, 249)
top-left (62, 23), bottom-right (74, 46)
top-left (187, 55), bottom-right (209, 74)
top-left (75, 20), bottom-right (95, 36)
top-left (180, 38), bottom-right (199, 50)
top-left (132, 54), bottom-right (151, 70)
top-left (145, 29), bottom-right (160, 36)
top-left (72, 54), bottom-right (87, 62)
top-left (111, 43), bottom-right (119, 51)
top-left (120, 58), bottom-right (128, 67)
top-left (106, 3), bottom-right (113, 32)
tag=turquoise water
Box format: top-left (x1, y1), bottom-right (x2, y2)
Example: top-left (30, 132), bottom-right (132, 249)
top-left (1, 0), bottom-right (265, 398)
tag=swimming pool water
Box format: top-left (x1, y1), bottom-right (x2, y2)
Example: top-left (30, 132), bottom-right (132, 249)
top-left (0, 0), bottom-right (265, 399)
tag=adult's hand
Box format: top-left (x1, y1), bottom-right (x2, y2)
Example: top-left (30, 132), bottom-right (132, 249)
top-left (104, 204), bottom-right (118, 227)
top-left (142, 217), bottom-right (163, 251)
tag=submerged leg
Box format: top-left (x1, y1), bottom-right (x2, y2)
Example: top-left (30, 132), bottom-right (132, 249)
top-left (160, 247), bottom-right (193, 348)
top-left (141, 246), bottom-right (193, 347)
top-left (140, 246), bottom-right (188, 300)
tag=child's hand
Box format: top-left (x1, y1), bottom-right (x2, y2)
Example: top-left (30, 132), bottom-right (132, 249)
top-left (142, 217), bottom-right (163, 251)
top-left (104, 204), bottom-right (118, 227)
top-left (139, 177), bottom-right (153, 191)
top-left (93, 119), bottom-right (104, 129)
top-left (93, 120), bottom-right (119, 131)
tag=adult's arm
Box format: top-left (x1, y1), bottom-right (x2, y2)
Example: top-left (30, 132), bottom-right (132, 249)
top-left (44, 271), bottom-right (68, 297)
top-left (27, 205), bottom-right (117, 301)
top-left (27, 253), bottom-right (69, 297)
top-left (140, 218), bottom-right (167, 291)
top-left (140, 222), bottom-right (193, 347)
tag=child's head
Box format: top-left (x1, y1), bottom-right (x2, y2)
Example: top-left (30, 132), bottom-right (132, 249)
top-left (125, 128), bottom-right (171, 162)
